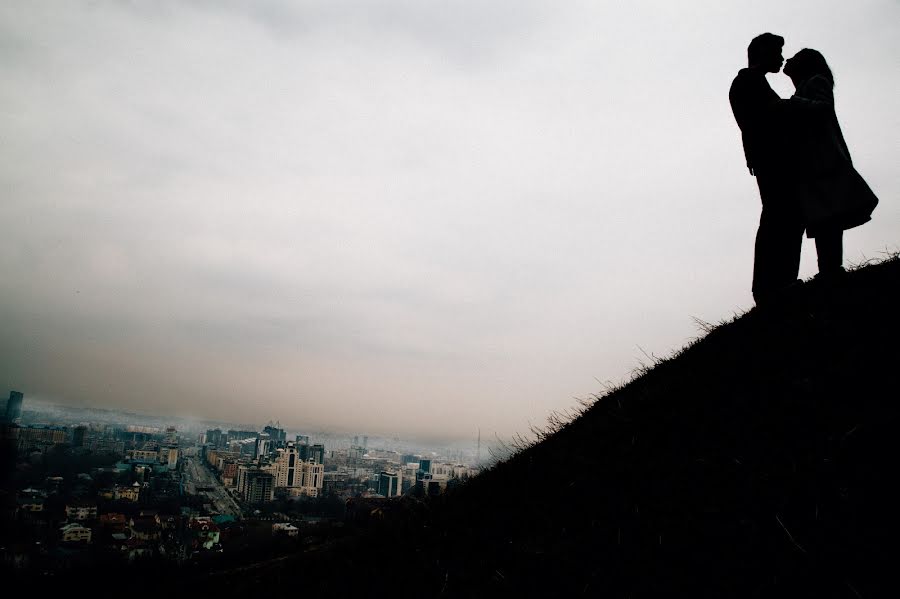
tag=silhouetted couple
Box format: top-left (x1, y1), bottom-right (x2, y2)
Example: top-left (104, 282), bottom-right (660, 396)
top-left (729, 33), bottom-right (878, 306)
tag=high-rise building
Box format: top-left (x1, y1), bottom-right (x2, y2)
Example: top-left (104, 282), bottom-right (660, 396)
top-left (274, 444), bottom-right (301, 488)
top-left (128, 429), bottom-right (153, 447)
top-left (166, 447), bottom-right (179, 469)
top-left (263, 425), bottom-right (286, 447)
top-left (300, 461), bottom-right (324, 497)
top-left (14, 425), bottom-right (67, 445)
top-left (378, 470), bottom-right (401, 497)
top-left (227, 429), bottom-right (258, 443)
top-left (164, 426), bottom-right (177, 446)
top-left (313, 444), bottom-right (325, 464)
top-left (5, 391), bottom-right (23, 423)
top-left (234, 437), bottom-right (258, 459)
top-left (72, 426), bottom-right (87, 447)
top-left (273, 443), bottom-right (325, 497)
top-left (256, 434), bottom-right (273, 458)
top-left (235, 464), bottom-right (251, 495)
top-left (206, 428), bottom-right (224, 448)
top-left (244, 470), bottom-right (274, 503)
top-left (299, 443), bottom-right (325, 465)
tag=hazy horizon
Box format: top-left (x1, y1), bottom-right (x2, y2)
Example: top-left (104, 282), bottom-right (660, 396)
top-left (2, 1), bottom-right (898, 440)
top-left (15, 393), bottom-right (483, 447)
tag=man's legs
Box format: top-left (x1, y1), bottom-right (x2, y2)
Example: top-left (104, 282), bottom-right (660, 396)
top-left (752, 174), bottom-right (805, 304)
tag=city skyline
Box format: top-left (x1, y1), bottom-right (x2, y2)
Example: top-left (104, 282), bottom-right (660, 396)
top-left (0, 389), bottom-right (478, 578)
top-left (2, 1), bottom-right (898, 439)
top-left (6, 390), bottom-right (488, 455)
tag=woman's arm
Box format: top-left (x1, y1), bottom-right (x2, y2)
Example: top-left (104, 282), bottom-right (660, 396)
top-left (789, 75), bottom-right (834, 111)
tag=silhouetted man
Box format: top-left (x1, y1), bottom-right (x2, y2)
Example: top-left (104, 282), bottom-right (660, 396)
top-left (729, 33), bottom-right (804, 305)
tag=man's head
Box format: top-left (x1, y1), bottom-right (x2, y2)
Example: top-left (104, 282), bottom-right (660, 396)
top-left (747, 33), bottom-right (784, 72)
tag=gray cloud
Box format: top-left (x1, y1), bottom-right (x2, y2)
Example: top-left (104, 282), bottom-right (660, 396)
top-left (1, 1), bottom-right (898, 439)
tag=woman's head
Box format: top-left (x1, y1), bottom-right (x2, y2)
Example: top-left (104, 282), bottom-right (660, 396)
top-left (784, 48), bottom-right (834, 87)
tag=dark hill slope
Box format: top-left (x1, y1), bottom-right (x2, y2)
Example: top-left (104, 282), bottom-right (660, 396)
top-left (431, 256), bottom-right (900, 598)
top-left (201, 257), bottom-right (899, 597)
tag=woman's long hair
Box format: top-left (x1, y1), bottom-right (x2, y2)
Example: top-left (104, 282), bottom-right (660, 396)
top-left (785, 48), bottom-right (835, 88)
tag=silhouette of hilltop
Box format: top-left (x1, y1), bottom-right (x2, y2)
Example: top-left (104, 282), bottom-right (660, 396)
top-left (428, 255), bottom-right (900, 598)
top-left (181, 254), bottom-right (898, 598)
top-left (46, 255), bottom-right (900, 597)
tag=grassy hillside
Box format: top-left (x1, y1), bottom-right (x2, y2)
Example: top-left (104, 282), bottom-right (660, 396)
top-left (430, 255), bottom-right (900, 597)
top-left (190, 255), bottom-right (898, 598)
top-left (60, 256), bottom-right (900, 597)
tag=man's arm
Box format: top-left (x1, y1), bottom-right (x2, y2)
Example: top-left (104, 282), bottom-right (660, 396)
top-left (730, 75), bottom-right (758, 176)
top-left (730, 70), bottom-right (782, 177)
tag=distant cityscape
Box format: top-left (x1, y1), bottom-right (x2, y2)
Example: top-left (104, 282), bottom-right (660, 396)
top-left (0, 389), bottom-right (483, 571)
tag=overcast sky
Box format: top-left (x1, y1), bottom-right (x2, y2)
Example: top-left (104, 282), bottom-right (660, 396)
top-left (1, 1), bottom-right (897, 441)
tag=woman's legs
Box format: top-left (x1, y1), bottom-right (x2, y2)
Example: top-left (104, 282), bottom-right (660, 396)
top-left (815, 229), bottom-right (843, 275)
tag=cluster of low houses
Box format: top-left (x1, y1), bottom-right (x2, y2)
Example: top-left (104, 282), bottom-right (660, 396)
top-left (8, 484), bottom-right (310, 568)
top-left (57, 510), bottom-right (191, 561)
top-left (11, 487), bottom-right (225, 563)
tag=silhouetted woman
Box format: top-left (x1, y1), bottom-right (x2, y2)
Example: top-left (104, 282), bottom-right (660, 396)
top-left (783, 49), bottom-right (878, 277)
